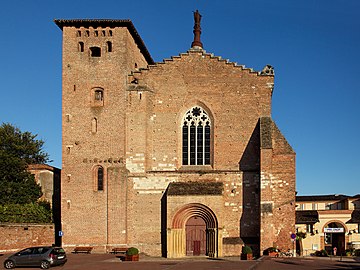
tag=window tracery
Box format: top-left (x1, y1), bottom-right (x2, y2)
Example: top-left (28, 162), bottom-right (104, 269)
top-left (182, 106), bottom-right (211, 165)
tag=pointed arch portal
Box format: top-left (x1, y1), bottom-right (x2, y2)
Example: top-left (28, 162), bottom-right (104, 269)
top-left (168, 203), bottom-right (218, 258)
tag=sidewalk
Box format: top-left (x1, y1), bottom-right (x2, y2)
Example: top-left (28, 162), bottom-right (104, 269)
top-left (300, 255), bottom-right (359, 262)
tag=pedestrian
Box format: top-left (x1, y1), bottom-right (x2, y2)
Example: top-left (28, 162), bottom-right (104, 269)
top-left (333, 247), bottom-right (337, 256)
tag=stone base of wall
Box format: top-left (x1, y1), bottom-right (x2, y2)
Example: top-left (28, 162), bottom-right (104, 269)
top-left (0, 223), bottom-right (55, 252)
top-left (222, 244), bottom-right (242, 257)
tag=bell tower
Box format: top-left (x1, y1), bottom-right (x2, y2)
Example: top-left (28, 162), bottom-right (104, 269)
top-left (55, 19), bottom-right (153, 251)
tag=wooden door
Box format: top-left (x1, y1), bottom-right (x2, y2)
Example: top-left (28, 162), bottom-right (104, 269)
top-left (186, 216), bottom-right (206, 256)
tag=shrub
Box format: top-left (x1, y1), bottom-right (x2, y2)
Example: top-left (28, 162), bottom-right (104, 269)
top-left (345, 248), bottom-right (355, 256)
top-left (242, 246), bottom-right (252, 254)
top-left (126, 247), bottom-right (139, 256)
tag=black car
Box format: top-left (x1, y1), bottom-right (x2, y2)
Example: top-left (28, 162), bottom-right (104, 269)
top-left (3, 246), bottom-right (67, 269)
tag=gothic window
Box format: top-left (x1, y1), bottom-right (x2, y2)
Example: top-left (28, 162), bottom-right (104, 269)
top-left (90, 46), bottom-right (101, 57)
top-left (182, 106), bottom-right (211, 165)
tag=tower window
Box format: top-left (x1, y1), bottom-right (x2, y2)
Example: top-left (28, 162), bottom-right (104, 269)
top-left (90, 47), bottom-right (101, 57)
top-left (78, 42), bottom-right (84, 52)
top-left (94, 30), bottom-right (98, 37)
top-left (77, 30), bottom-right (81, 37)
top-left (182, 106), bottom-right (211, 165)
top-left (95, 90), bottom-right (103, 101)
top-left (102, 30), bottom-right (106, 36)
top-left (109, 30), bottom-right (113, 36)
top-left (85, 30), bottom-right (90, 37)
top-left (94, 166), bottom-right (104, 191)
top-left (106, 41), bottom-right (112, 52)
top-left (91, 118), bottom-right (98, 133)
top-left (92, 88), bottom-right (104, 107)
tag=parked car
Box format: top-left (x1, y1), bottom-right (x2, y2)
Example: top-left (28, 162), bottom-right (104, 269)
top-left (3, 246), bottom-right (67, 269)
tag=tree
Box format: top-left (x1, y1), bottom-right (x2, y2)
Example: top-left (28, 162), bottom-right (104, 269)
top-left (0, 123), bottom-right (50, 205)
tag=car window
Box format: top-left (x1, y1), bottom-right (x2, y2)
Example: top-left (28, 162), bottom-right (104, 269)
top-left (19, 248), bottom-right (33, 255)
top-left (52, 248), bottom-right (65, 255)
top-left (36, 247), bottom-right (50, 254)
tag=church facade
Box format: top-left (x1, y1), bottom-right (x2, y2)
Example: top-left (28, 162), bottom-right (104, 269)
top-left (55, 13), bottom-right (296, 257)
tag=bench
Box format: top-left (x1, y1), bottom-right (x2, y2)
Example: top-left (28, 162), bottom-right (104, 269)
top-left (110, 247), bottom-right (129, 254)
top-left (72, 246), bottom-right (93, 254)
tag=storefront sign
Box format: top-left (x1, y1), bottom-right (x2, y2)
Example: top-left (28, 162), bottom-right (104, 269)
top-left (324, 227), bottom-right (344, 233)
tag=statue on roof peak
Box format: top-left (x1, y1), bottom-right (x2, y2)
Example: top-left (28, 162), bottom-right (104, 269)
top-left (191, 10), bottom-right (203, 49)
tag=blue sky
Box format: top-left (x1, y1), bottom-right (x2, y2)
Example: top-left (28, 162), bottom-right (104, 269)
top-left (0, 0), bottom-right (359, 196)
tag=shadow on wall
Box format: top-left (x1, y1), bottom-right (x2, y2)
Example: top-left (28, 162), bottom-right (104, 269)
top-left (52, 167), bottom-right (62, 247)
top-left (239, 121), bottom-right (261, 256)
top-left (161, 188), bottom-right (168, 257)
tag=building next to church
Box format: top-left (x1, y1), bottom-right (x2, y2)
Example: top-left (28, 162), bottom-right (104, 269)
top-left (296, 194), bottom-right (360, 256)
top-left (54, 11), bottom-right (296, 257)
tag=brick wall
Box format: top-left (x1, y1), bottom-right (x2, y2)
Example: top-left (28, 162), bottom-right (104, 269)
top-left (0, 224), bottom-right (54, 252)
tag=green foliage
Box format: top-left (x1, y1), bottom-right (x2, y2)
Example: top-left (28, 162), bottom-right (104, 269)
top-left (0, 123), bottom-right (52, 223)
top-left (126, 247), bottom-right (139, 256)
top-left (242, 246), bottom-right (252, 254)
top-left (0, 123), bottom-right (49, 205)
top-left (0, 202), bottom-right (52, 223)
top-left (345, 248), bottom-right (354, 256)
top-left (296, 231), bottom-right (307, 240)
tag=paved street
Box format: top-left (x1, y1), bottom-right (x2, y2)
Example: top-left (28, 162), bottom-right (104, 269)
top-left (1, 253), bottom-right (360, 270)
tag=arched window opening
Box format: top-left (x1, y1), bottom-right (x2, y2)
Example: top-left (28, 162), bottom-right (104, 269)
top-left (109, 30), bottom-right (113, 36)
top-left (106, 41), bottom-right (112, 52)
top-left (182, 107), bottom-right (211, 165)
top-left (97, 166), bottom-right (104, 191)
top-left (77, 30), bottom-right (81, 37)
top-left (91, 118), bottom-right (97, 133)
top-left (78, 42), bottom-right (84, 52)
top-left (90, 46), bottom-right (101, 57)
top-left (102, 30), bottom-right (106, 36)
top-left (94, 30), bottom-right (98, 37)
top-left (85, 30), bottom-right (90, 37)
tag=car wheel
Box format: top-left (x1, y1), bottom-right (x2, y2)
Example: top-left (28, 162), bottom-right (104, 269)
top-left (40, 260), bottom-right (50, 269)
top-left (4, 260), bottom-right (15, 269)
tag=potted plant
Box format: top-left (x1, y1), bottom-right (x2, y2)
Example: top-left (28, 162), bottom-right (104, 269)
top-left (241, 245), bottom-right (253, 260)
top-left (125, 247), bottom-right (139, 261)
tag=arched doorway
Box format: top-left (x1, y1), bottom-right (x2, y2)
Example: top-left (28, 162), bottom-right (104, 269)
top-left (323, 222), bottom-right (346, 255)
top-left (169, 203), bottom-right (218, 258)
top-left (186, 216), bottom-right (206, 256)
